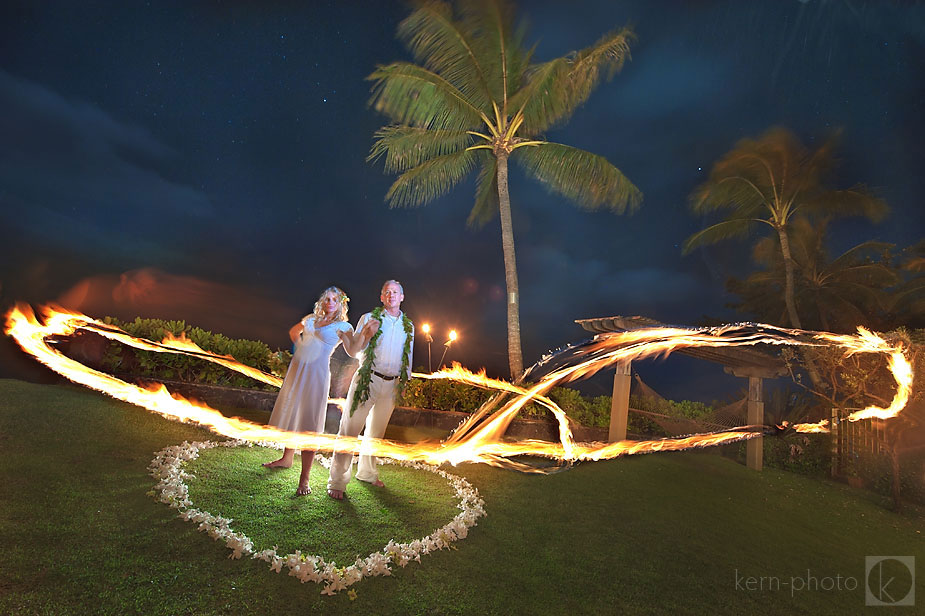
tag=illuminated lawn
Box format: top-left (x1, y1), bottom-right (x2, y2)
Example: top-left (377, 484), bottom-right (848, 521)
top-left (1, 378), bottom-right (922, 615)
top-left (184, 445), bottom-right (462, 566)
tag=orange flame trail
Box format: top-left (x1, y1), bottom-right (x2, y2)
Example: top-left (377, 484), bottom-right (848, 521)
top-left (4, 303), bottom-right (915, 472)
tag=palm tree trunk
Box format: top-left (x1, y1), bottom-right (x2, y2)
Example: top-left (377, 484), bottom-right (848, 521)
top-left (495, 153), bottom-right (524, 380)
top-left (777, 225), bottom-right (825, 389)
top-left (777, 226), bottom-right (802, 329)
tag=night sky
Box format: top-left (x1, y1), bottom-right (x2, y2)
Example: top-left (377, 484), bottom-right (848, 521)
top-left (2, 1), bottom-right (923, 400)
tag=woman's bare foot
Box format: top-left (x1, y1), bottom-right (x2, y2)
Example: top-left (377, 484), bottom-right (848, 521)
top-left (327, 488), bottom-right (344, 500)
top-left (262, 459), bottom-right (292, 469)
top-left (296, 480), bottom-right (311, 496)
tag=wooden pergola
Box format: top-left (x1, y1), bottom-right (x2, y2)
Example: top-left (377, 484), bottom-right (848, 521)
top-left (575, 315), bottom-right (788, 471)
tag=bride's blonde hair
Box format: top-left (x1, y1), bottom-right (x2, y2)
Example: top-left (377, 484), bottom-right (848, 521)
top-left (312, 286), bottom-right (349, 322)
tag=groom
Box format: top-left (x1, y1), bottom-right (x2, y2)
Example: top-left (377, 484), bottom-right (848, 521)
top-left (328, 280), bottom-right (414, 500)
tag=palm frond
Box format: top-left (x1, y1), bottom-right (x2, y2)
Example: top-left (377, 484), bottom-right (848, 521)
top-left (502, 18), bottom-right (531, 101)
top-left (368, 125), bottom-right (471, 173)
top-left (797, 129), bottom-right (840, 191)
top-left (682, 218), bottom-right (760, 254)
top-left (900, 240), bottom-right (925, 271)
top-left (457, 0), bottom-right (527, 105)
top-left (826, 240), bottom-right (894, 271)
top-left (512, 141), bottom-right (641, 213)
top-left (904, 256), bottom-right (925, 273)
top-left (384, 148), bottom-right (478, 208)
top-left (747, 128), bottom-right (804, 198)
top-left (507, 58), bottom-right (569, 135)
top-left (885, 274), bottom-right (925, 305)
top-left (812, 290), bottom-right (871, 330)
top-left (750, 235), bottom-right (781, 267)
top-left (397, 1), bottom-right (494, 111)
top-left (561, 27), bottom-right (635, 105)
top-left (833, 279), bottom-right (895, 302)
top-left (467, 152), bottom-right (498, 227)
top-left (690, 174), bottom-right (771, 217)
top-left (701, 130), bottom-right (797, 201)
top-left (514, 27), bottom-right (634, 133)
top-left (801, 187), bottom-right (889, 222)
top-left (368, 62), bottom-right (483, 130)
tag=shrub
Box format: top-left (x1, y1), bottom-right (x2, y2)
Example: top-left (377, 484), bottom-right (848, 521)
top-left (399, 377), bottom-right (494, 413)
top-left (629, 394), bottom-right (714, 420)
top-left (399, 379), bottom-right (668, 436)
top-left (853, 450), bottom-right (925, 506)
top-left (99, 316), bottom-right (287, 390)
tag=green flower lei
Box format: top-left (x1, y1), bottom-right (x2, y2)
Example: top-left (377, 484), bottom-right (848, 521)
top-left (349, 306), bottom-right (413, 416)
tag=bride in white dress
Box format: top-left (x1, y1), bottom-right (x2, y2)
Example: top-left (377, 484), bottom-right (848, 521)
top-left (262, 286), bottom-right (355, 495)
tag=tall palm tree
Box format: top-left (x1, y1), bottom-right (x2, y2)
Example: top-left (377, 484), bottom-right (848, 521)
top-left (367, 0), bottom-right (642, 379)
top-left (683, 127), bottom-right (888, 330)
top-left (728, 217), bottom-right (898, 332)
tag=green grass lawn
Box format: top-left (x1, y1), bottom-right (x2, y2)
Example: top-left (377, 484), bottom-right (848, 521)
top-left (182, 444), bottom-right (463, 566)
top-left (1, 378), bottom-right (922, 615)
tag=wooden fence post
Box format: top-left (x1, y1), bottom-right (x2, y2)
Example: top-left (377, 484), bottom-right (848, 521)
top-left (609, 360), bottom-right (632, 442)
top-left (746, 376), bottom-right (764, 471)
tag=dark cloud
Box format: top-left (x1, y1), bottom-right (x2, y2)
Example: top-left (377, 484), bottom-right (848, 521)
top-left (522, 245), bottom-right (701, 313)
top-left (0, 68), bottom-right (215, 285)
top-left (56, 267), bottom-right (300, 348)
top-left (0, 70), bottom-right (212, 221)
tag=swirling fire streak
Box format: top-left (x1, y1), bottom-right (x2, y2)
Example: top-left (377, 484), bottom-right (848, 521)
top-left (4, 303), bottom-right (914, 473)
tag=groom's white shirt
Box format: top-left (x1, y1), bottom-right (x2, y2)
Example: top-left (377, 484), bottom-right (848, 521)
top-left (350, 310), bottom-right (412, 378)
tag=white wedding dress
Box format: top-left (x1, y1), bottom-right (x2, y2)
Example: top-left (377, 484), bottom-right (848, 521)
top-left (268, 316), bottom-right (353, 434)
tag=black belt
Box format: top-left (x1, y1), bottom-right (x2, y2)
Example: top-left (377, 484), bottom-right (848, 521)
top-left (372, 370), bottom-right (399, 381)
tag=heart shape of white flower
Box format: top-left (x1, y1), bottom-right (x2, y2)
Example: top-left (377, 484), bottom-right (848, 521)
top-left (148, 439), bottom-right (486, 595)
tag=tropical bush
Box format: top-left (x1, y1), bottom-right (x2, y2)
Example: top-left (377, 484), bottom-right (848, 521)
top-left (629, 394), bottom-right (715, 421)
top-left (400, 376), bottom-right (705, 437)
top-left (399, 377), bottom-right (494, 414)
top-left (853, 450), bottom-right (925, 506)
top-left (399, 377), bottom-right (613, 424)
top-left (98, 316), bottom-right (290, 390)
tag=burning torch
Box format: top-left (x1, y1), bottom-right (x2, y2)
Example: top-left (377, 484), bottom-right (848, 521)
top-left (438, 329), bottom-right (458, 369)
top-left (421, 323), bottom-right (434, 373)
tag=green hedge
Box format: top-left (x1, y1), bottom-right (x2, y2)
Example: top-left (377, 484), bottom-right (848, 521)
top-left (99, 316), bottom-right (291, 390)
top-left (398, 378), bottom-right (614, 425)
top-left (399, 376), bottom-right (712, 436)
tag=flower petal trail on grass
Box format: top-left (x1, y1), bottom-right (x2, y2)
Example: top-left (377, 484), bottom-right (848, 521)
top-left (149, 439), bottom-right (485, 594)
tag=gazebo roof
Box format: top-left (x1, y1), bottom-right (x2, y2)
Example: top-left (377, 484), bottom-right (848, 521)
top-left (575, 315), bottom-right (788, 379)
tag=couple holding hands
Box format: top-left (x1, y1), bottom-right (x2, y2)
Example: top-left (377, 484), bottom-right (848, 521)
top-left (262, 280), bottom-right (413, 500)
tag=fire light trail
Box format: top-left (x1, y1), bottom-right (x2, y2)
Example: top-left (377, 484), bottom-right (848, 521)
top-left (52, 308), bottom-right (283, 388)
top-left (3, 303), bottom-right (915, 473)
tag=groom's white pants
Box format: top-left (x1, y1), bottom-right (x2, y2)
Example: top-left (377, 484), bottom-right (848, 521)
top-left (327, 374), bottom-right (398, 492)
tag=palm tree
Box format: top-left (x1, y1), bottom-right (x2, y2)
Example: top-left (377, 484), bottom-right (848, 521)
top-left (683, 127), bottom-right (888, 330)
top-left (884, 240), bottom-right (925, 330)
top-left (727, 217), bottom-right (898, 332)
top-left (367, 0), bottom-right (642, 379)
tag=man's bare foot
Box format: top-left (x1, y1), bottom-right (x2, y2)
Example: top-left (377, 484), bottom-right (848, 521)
top-left (327, 488), bottom-right (344, 500)
top-left (296, 481), bottom-right (311, 496)
top-left (371, 479), bottom-right (385, 487)
top-left (262, 459), bottom-right (292, 469)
